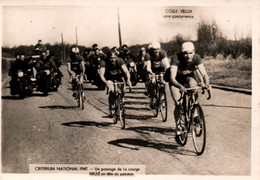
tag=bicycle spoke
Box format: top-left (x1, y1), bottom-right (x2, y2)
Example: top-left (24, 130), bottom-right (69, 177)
top-left (160, 88), bottom-right (167, 122)
top-left (191, 104), bottom-right (206, 155)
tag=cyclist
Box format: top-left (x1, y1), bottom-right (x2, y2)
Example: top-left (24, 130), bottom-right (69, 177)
top-left (67, 47), bottom-right (85, 97)
top-left (145, 42), bottom-right (170, 108)
top-left (118, 44), bottom-right (136, 64)
top-left (99, 49), bottom-right (132, 116)
top-left (168, 42), bottom-right (210, 134)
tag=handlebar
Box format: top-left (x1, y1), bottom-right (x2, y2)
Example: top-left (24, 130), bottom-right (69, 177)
top-left (178, 86), bottom-right (212, 102)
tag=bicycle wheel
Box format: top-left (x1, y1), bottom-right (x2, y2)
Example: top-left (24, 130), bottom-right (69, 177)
top-left (160, 87), bottom-right (167, 122)
top-left (117, 95), bottom-right (125, 129)
top-left (152, 86), bottom-right (159, 117)
top-left (80, 85), bottom-right (84, 110)
top-left (191, 104), bottom-right (206, 155)
top-left (77, 86), bottom-right (81, 108)
top-left (175, 105), bottom-right (188, 146)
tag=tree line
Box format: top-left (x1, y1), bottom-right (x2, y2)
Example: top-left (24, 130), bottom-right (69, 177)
top-left (2, 20), bottom-right (252, 64)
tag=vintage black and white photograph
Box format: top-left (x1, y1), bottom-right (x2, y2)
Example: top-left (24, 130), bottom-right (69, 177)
top-left (1, 0), bottom-right (259, 179)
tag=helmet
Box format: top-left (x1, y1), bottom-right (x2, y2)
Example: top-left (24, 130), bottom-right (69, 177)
top-left (150, 42), bottom-right (161, 49)
top-left (72, 47), bottom-right (80, 53)
top-left (181, 42), bottom-right (195, 52)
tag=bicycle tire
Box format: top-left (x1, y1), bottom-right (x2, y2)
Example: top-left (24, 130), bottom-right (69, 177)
top-left (175, 104), bottom-right (188, 146)
top-left (77, 85), bottom-right (81, 108)
top-left (117, 95), bottom-right (125, 129)
top-left (191, 104), bottom-right (206, 155)
top-left (152, 86), bottom-right (159, 117)
top-left (160, 87), bottom-right (167, 122)
top-left (80, 85), bottom-right (84, 110)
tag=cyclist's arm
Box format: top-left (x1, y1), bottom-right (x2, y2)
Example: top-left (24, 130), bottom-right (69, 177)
top-left (197, 64), bottom-right (210, 87)
top-left (121, 64), bottom-right (131, 84)
top-left (162, 57), bottom-right (170, 70)
top-left (146, 60), bottom-right (153, 74)
top-left (67, 62), bottom-right (73, 75)
top-left (169, 65), bottom-right (186, 92)
top-left (99, 67), bottom-right (108, 85)
top-left (80, 61), bottom-right (85, 74)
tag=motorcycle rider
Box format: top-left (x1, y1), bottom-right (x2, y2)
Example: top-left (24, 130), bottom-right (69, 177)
top-left (34, 40), bottom-right (47, 54)
top-left (67, 47), bottom-right (85, 97)
top-left (9, 53), bottom-right (28, 95)
top-left (46, 49), bottom-right (63, 84)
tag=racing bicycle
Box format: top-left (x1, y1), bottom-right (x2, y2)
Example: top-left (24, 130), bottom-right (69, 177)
top-left (175, 86), bottom-right (211, 155)
top-left (108, 81), bottom-right (126, 129)
top-left (150, 72), bottom-right (168, 122)
top-left (75, 74), bottom-right (85, 110)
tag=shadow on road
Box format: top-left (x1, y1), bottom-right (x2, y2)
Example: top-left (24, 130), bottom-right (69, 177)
top-left (124, 96), bottom-right (147, 99)
top-left (124, 101), bottom-right (149, 105)
top-left (1, 96), bottom-right (24, 100)
top-left (125, 126), bottom-right (175, 136)
top-left (61, 121), bottom-right (113, 128)
top-left (39, 105), bottom-right (78, 109)
top-left (125, 106), bottom-right (150, 111)
top-left (125, 114), bottom-right (154, 121)
top-left (108, 138), bottom-right (196, 156)
top-left (202, 104), bottom-right (251, 109)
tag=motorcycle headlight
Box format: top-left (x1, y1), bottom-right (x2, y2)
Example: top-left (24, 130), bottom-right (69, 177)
top-left (45, 70), bottom-right (51, 75)
top-left (129, 62), bottom-right (135, 67)
top-left (17, 71), bottom-right (24, 77)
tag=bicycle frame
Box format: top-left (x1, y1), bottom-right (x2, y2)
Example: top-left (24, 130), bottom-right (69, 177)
top-left (176, 86), bottom-right (211, 155)
top-left (75, 74), bottom-right (85, 109)
top-left (150, 72), bottom-right (167, 121)
top-left (108, 81), bottom-right (126, 129)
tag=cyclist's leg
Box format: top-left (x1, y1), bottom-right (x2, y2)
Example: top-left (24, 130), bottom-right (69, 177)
top-left (71, 71), bottom-right (77, 97)
top-left (185, 76), bottom-right (199, 101)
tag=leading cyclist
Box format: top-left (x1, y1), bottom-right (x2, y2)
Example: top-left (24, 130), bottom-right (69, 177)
top-left (169, 42), bottom-right (210, 135)
top-left (67, 47), bottom-right (85, 97)
top-left (99, 49), bottom-right (132, 117)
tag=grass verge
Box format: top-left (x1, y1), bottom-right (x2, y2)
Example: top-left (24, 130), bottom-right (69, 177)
top-left (203, 58), bottom-right (251, 89)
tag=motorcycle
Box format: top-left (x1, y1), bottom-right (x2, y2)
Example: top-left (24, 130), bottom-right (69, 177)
top-left (49, 70), bottom-right (61, 92)
top-left (10, 69), bottom-right (30, 99)
top-left (36, 69), bottom-right (51, 96)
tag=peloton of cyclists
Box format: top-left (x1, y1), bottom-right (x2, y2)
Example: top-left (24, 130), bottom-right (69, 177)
top-left (99, 49), bottom-right (132, 117)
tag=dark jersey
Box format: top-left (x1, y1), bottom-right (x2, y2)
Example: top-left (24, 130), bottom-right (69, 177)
top-left (9, 60), bottom-right (28, 77)
top-left (145, 50), bottom-right (167, 73)
top-left (67, 54), bottom-right (84, 74)
top-left (171, 53), bottom-right (202, 76)
top-left (100, 58), bottom-right (125, 81)
top-left (35, 56), bottom-right (57, 71)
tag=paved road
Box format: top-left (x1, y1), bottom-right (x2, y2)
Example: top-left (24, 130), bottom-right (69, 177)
top-left (1, 66), bottom-right (251, 175)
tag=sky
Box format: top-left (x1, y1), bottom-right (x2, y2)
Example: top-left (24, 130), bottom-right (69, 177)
top-left (2, 4), bottom-right (252, 48)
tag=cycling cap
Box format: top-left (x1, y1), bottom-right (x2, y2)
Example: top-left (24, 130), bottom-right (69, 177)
top-left (150, 42), bottom-right (161, 49)
top-left (72, 47), bottom-right (80, 53)
top-left (181, 42), bottom-right (195, 52)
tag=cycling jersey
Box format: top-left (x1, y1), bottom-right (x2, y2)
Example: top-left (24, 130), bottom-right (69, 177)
top-left (145, 50), bottom-right (167, 73)
top-left (100, 58), bottom-right (125, 81)
top-left (170, 52), bottom-right (202, 84)
top-left (171, 53), bottom-right (202, 75)
top-left (67, 54), bottom-right (84, 74)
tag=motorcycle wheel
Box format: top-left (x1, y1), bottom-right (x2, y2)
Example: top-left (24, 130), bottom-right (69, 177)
top-left (18, 81), bottom-right (25, 99)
